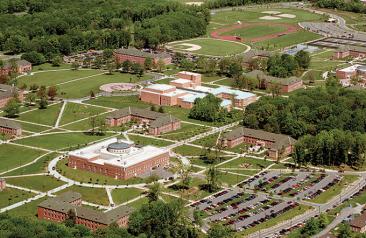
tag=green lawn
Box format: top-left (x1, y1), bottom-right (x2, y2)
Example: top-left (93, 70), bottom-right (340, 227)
top-left (14, 132), bottom-right (113, 151)
top-left (84, 95), bottom-right (150, 109)
top-left (0, 144), bottom-right (45, 173)
top-left (4, 152), bottom-right (60, 176)
top-left (173, 145), bottom-right (205, 157)
top-left (309, 59), bottom-right (346, 71)
top-left (60, 102), bottom-right (107, 125)
top-left (61, 114), bottom-right (106, 131)
top-left (56, 159), bottom-right (145, 185)
top-left (159, 123), bottom-right (210, 141)
top-left (192, 132), bottom-right (221, 147)
top-left (112, 188), bottom-right (143, 204)
top-left (218, 157), bottom-right (274, 169)
top-left (6, 175), bottom-right (65, 192)
top-left (15, 121), bottom-right (51, 132)
top-left (59, 72), bottom-right (152, 99)
top-left (55, 186), bottom-right (110, 206)
top-left (32, 63), bottom-right (71, 71)
top-left (128, 197), bottom-right (149, 210)
top-left (168, 38), bottom-right (248, 56)
top-left (0, 188), bottom-right (34, 208)
top-left (16, 103), bottom-right (62, 126)
top-left (218, 168), bottom-right (259, 176)
top-left (219, 171), bottom-right (247, 186)
top-left (222, 25), bottom-right (287, 40)
top-left (309, 175), bottom-right (359, 204)
top-left (18, 69), bottom-right (101, 87)
top-left (127, 134), bottom-right (174, 147)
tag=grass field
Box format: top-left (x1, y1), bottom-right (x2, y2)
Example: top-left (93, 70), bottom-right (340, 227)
top-left (14, 132), bottom-right (112, 151)
top-left (85, 95), bottom-right (150, 109)
top-left (16, 103), bottom-right (62, 126)
top-left (127, 134), bottom-right (174, 147)
top-left (0, 188), bottom-right (33, 208)
top-left (7, 196), bottom-right (48, 218)
top-left (60, 102), bottom-right (107, 126)
top-left (222, 25), bottom-right (287, 39)
top-left (167, 38), bottom-right (248, 56)
top-left (14, 121), bottom-right (51, 132)
top-left (0, 144), bottom-right (45, 173)
top-left (128, 197), bottom-right (149, 209)
top-left (159, 123), bottom-right (210, 141)
top-left (173, 145), bottom-right (205, 157)
top-left (18, 69), bottom-right (101, 87)
top-left (32, 63), bottom-right (71, 71)
top-left (112, 188), bottom-right (143, 204)
top-left (55, 186), bottom-right (110, 206)
top-left (58, 72), bottom-right (151, 99)
top-left (6, 175), bottom-right (65, 192)
top-left (218, 157), bottom-right (274, 169)
top-left (4, 152), bottom-right (60, 176)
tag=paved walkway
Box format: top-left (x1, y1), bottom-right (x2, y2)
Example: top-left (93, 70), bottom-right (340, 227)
top-left (54, 101), bottom-right (67, 128)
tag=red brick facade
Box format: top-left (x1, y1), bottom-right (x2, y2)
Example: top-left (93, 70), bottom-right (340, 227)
top-left (0, 126), bottom-right (22, 136)
top-left (114, 48), bottom-right (172, 66)
top-left (0, 60), bottom-right (32, 76)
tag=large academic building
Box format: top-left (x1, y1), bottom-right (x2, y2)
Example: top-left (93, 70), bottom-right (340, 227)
top-left (114, 48), bottom-right (172, 65)
top-left (68, 138), bottom-right (170, 180)
top-left (0, 118), bottom-right (22, 136)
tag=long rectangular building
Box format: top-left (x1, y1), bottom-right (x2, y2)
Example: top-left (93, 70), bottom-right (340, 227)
top-left (0, 118), bottom-right (22, 136)
top-left (221, 127), bottom-right (296, 159)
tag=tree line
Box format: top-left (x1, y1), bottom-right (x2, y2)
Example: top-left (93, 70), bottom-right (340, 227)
top-left (0, 0), bottom-right (209, 60)
top-left (203, 0), bottom-right (295, 9)
top-left (315, 0), bottom-right (366, 14)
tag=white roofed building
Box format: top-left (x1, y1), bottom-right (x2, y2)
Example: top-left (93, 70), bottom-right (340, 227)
top-left (68, 138), bottom-right (170, 180)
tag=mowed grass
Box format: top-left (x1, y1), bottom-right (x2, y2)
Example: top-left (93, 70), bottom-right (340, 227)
top-left (0, 144), bottom-right (45, 173)
top-left (59, 73), bottom-right (152, 99)
top-left (32, 63), bottom-right (71, 71)
top-left (6, 175), bottom-right (65, 192)
top-left (4, 152), bottom-right (60, 176)
top-left (15, 121), bottom-right (51, 132)
top-left (0, 188), bottom-right (34, 208)
top-left (112, 188), bottom-right (143, 205)
top-left (55, 186), bottom-right (110, 206)
top-left (222, 25), bottom-right (287, 40)
top-left (14, 132), bottom-right (113, 151)
top-left (16, 103), bottom-right (62, 126)
top-left (18, 69), bottom-right (102, 87)
top-left (127, 134), bottom-right (174, 147)
top-left (60, 102), bottom-right (108, 126)
top-left (159, 123), bottom-right (210, 141)
top-left (218, 157), bottom-right (274, 169)
top-left (168, 38), bottom-right (248, 56)
top-left (84, 95), bottom-right (150, 109)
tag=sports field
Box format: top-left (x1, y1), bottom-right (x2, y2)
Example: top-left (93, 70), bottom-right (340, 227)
top-left (166, 38), bottom-right (249, 56)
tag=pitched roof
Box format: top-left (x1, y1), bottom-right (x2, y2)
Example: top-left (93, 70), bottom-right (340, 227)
top-left (223, 127), bottom-right (296, 150)
top-left (56, 191), bottom-right (82, 203)
top-left (244, 70), bottom-right (302, 86)
top-left (350, 212), bottom-right (366, 229)
top-left (0, 84), bottom-right (19, 100)
top-left (0, 118), bottom-right (21, 130)
top-left (114, 48), bottom-right (170, 59)
top-left (3, 59), bottom-right (31, 69)
top-left (106, 107), bottom-right (179, 128)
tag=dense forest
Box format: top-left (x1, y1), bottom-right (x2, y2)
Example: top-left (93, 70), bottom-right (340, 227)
top-left (315, 0), bottom-right (366, 13)
top-left (243, 82), bottom-right (366, 139)
top-left (203, 0), bottom-right (294, 9)
top-left (0, 0), bottom-right (209, 59)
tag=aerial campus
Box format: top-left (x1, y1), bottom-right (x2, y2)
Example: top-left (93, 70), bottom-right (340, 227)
top-left (1, 0), bottom-right (366, 238)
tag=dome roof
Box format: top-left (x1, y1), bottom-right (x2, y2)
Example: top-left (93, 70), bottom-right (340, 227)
top-left (107, 142), bottom-right (131, 151)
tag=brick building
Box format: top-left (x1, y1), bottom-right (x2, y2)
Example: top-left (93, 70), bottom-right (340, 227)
top-left (170, 71), bottom-right (202, 88)
top-left (0, 118), bottom-right (22, 137)
top-left (350, 211), bottom-right (366, 233)
top-left (68, 138), bottom-right (170, 180)
top-left (221, 127), bottom-right (296, 159)
top-left (0, 84), bottom-right (24, 108)
top-left (0, 60), bottom-right (32, 76)
top-left (114, 48), bottom-right (172, 65)
top-left (333, 46), bottom-right (366, 60)
top-left (0, 178), bottom-right (6, 190)
top-left (105, 107), bottom-right (181, 135)
top-left (336, 64), bottom-right (366, 87)
top-left (38, 191), bottom-right (132, 230)
top-left (244, 70), bottom-right (303, 93)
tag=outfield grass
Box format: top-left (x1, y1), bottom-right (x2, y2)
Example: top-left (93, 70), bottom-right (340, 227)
top-left (14, 132), bottom-right (113, 150)
top-left (309, 175), bottom-right (359, 204)
top-left (59, 73), bottom-right (152, 99)
top-left (127, 134), bottom-right (174, 147)
top-left (168, 38), bottom-right (248, 56)
top-left (6, 175), bottom-right (65, 192)
top-left (0, 144), bottom-right (45, 173)
top-left (56, 159), bottom-right (145, 185)
top-left (223, 25), bottom-right (287, 40)
top-left (60, 102), bottom-right (107, 125)
top-left (16, 103), bottom-right (62, 126)
top-left (18, 69), bottom-right (101, 87)
top-left (112, 188), bottom-right (143, 204)
top-left (218, 157), bottom-right (274, 169)
top-left (55, 186), bottom-right (109, 206)
top-left (159, 123), bottom-right (210, 141)
top-left (0, 188), bottom-right (33, 208)
top-left (4, 152), bottom-right (60, 176)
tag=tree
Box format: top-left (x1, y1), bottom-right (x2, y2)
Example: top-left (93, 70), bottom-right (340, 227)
top-left (47, 86), bottom-right (58, 100)
top-left (150, 104), bottom-right (157, 112)
top-left (206, 165), bottom-right (220, 192)
top-left (29, 84), bottom-right (39, 92)
top-left (295, 50), bottom-right (311, 69)
top-left (131, 63), bottom-right (143, 76)
top-left (189, 94), bottom-right (226, 122)
top-left (196, 57), bottom-right (209, 73)
top-left (71, 62), bottom-right (79, 70)
top-left (156, 59), bottom-right (166, 73)
top-left (106, 62), bottom-right (115, 75)
top-left (90, 90), bottom-right (95, 99)
top-left (38, 96), bottom-right (48, 109)
top-left (338, 223), bottom-right (353, 238)
top-left (158, 106), bottom-right (164, 113)
top-left (25, 92), bottom-right (36, 106)
top-left (37, 85), bottom-right (47, 98)
top-left (51, 55), bottom-right (63, 67)
top-left (89, 114), bottom-right (98, 135)
top-left (21, 51), bottom-right (46, 65)
top-left (180, 59), bottom-right (195, 71)
top-left (267, 81), bottom-right (282, 98)
top-left (4, 98), bottom-right (20, 118)
top-left (103, 49), bottom-right (114, 61)
top-left (207, 224), bottom-right (233, 238)
top-left (147, 182), bottom-right (161, 203)
top-left (144, 57), bottom-right (153, 70)
top-left (122, 60), bottom-right (132, 73)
